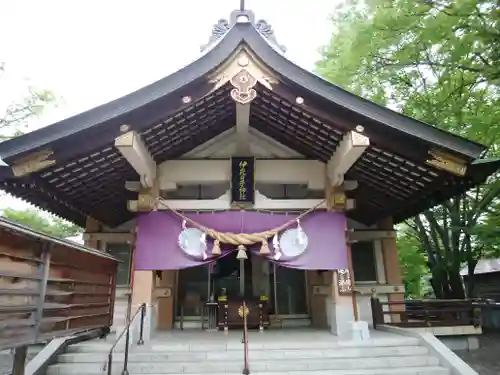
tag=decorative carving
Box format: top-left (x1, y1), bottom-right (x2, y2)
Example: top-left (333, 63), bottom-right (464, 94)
top-left (200, 19), bottom-right (231, 52)
top-left (209, 50), bottom-right (277, 100)
top-left (337, 269), bottom-right (352, 294)
top-left (255, 20), bottom-right (287, 53)
top-left (11, 149), bottom-right (56, 177)
top-left (136, 194), bottom-right (156, 211)
top-left (426, 149), bottom-right (467, 176)
top-left (201, 8), bottom-right (286, 54)
top-left (230, 70), bottom-right (257, 104)
top-left (238, 304), bottom-right (250, 318)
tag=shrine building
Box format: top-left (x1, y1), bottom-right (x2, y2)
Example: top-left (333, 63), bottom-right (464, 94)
top-left (0, 8), bottom-right (498, 342)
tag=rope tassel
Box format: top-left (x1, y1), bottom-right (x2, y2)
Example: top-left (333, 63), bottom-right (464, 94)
top-left (212, 239), bottom-right (221, 255)
top-left (259, 240), bottom-right (271, 255)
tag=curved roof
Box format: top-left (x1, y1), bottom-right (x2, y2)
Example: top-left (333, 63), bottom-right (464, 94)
top-left (0, 19), bottom-right (486, 164)
top-left (0, 9), bottom-right (496, 227)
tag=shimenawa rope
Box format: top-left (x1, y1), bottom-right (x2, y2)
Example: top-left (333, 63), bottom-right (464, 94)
top-left (154, 197), bottom-right (324, 246)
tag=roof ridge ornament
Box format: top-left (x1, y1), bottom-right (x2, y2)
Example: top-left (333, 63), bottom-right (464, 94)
top-left (200, 9), bottom-right (286, 54)
top-left (255, 19), bottom-right (287, 53)
top-left (200, 19), bottom-right (231, 52)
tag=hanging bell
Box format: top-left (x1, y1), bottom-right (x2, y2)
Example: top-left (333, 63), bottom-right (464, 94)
top-left (236, 245), bottom-right (248, 260)
top-left (212, 239), bottom-right (221, 255)
top-left (259, 240), bottom-right (271, 255)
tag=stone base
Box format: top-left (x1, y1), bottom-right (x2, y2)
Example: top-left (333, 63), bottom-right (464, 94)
top-left (326, 296), bottom-right (355, 338)
top-left (126, 304), bottom-right (155, 345)
top-left (350, 320), bottom-right (370, 341)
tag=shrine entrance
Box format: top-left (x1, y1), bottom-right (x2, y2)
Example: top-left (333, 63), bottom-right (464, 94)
top-left (175, 252), bottom-right (309, 329)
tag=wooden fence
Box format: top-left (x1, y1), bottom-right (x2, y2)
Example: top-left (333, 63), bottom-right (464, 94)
top-left (371, 297), bottom-right (481, 329)
top-left (0, 217), bottom-right (119, 351)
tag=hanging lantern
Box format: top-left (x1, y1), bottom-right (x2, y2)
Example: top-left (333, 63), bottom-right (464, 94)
top-left (236, 244), bottom-right (248, 260)
top-left (259, 239), bottom-right (271, 255)
top-left (212, 239), bottom-right (221, 255)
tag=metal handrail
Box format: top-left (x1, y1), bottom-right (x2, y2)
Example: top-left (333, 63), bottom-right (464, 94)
top-left (103, 302), bottom-right (147, 375)
top-left (242, 300), bottom-right (250, 375)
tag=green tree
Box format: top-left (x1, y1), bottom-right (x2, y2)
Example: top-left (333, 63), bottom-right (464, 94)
top-left (0, 61), bottom-right (56, 140)
top-left (317, 0), bottom-right (500, 298)
top-left (397, 227), bottom-right (428, 299)
top-left (1, 207), bottom-right (81, 238)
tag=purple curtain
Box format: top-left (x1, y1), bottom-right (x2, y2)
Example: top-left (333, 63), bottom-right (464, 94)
top-left (135, 211), bottom-right (348, 270)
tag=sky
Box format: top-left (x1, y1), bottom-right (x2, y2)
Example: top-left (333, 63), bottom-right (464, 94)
top-left (0, 0), bottom-right (337, 213)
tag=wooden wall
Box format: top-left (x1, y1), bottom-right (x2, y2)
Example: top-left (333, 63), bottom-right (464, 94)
top-left (0, 220), bottom-right (118, 350)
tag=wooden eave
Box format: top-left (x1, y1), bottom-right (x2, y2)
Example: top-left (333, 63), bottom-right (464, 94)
top-left (0, 22), bottom-right (496, 227)
top-left (0, 22), bottom-right (487, 165)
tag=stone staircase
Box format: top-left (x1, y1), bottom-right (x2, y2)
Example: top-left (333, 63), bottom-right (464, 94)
top-left (44, 330), bottom-right (452, 375)
top-left (111, 287), bottom-right (131, 334)
top-left (111, 297), bottom-right (129, 334)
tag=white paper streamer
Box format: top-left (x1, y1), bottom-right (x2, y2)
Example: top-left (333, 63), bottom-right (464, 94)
top-left (200, 232), bottom-right (207, 260)
top-left (297, 219), bottom-right (305, 245)
top-left (272, 233), bottom-right (282, 260)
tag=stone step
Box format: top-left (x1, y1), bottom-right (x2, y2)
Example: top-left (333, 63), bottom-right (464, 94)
top-left (92, 369), bottom-right (450, 375)
top-left (57, 345), bottom-right (429, 363)
top-left (49, 369), bottom-right (449, 375)
top-left (47, 355), bottom-right (440, 374)
top-left (113, 307), bottom-right (128, 311)
top-left (65, 337), bottom-right (422, 353)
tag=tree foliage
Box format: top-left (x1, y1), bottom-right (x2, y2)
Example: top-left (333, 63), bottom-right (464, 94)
top-left (1, 207), bottom-right (81, 238)
top-left (397, 227), bottom-right (429, 299)
top-left (317, 0), bottom-right (500, 298)
top-left (0, 63), bottom-right (65, 238)
top-left (0, 61), bottom-right (56, 140)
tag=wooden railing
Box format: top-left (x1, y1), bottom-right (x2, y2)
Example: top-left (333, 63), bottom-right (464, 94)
top-left (371, 297), bottom-right (481, 329)
top-left (0, 217), bottom-right (118, 354)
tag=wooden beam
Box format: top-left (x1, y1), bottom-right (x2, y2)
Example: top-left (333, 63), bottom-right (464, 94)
top-left (115, 130), bottom-right (156, 188)
top-left (83, 232), bottom-right (134, 243)
top-left (328, 131), bottom-right (369, 186)
top-left (130, 190), bottom-right (323, 211)
top-left (158, 159), bottom-right (328, 189)
top-left (236, 103), bottom-right (251, 155)
top-left (347, 229), bottom-right (397, 242)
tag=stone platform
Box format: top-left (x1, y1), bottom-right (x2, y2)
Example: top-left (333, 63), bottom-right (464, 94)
top-left (44, 329), bottom-right (452, 374)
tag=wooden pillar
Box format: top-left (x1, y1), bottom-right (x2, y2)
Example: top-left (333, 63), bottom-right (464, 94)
top-left (12, 346), bottom-right (27, 375)
top-left (155, 271), bottom-right (177, 330)
top-left (307, 270), bottom-right (331, 328)
top-left (131, 270), bottom-right (154, 308)
top-left (84, 217), bottom-right (101, 249)
top-left (378, 217), bottom-right (404, 321)
top-left (129, 176), bottom-right (160, 334)
top-left (346, 242), bottom-right (359, 321)
top-left (327, 175), bottom-right (358, 321)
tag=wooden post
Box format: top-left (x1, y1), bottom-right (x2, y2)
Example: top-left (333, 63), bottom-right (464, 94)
top-left (12, 346), bottom-right (27, 375)
top-left (346, 242), bottom-right (359, 322)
